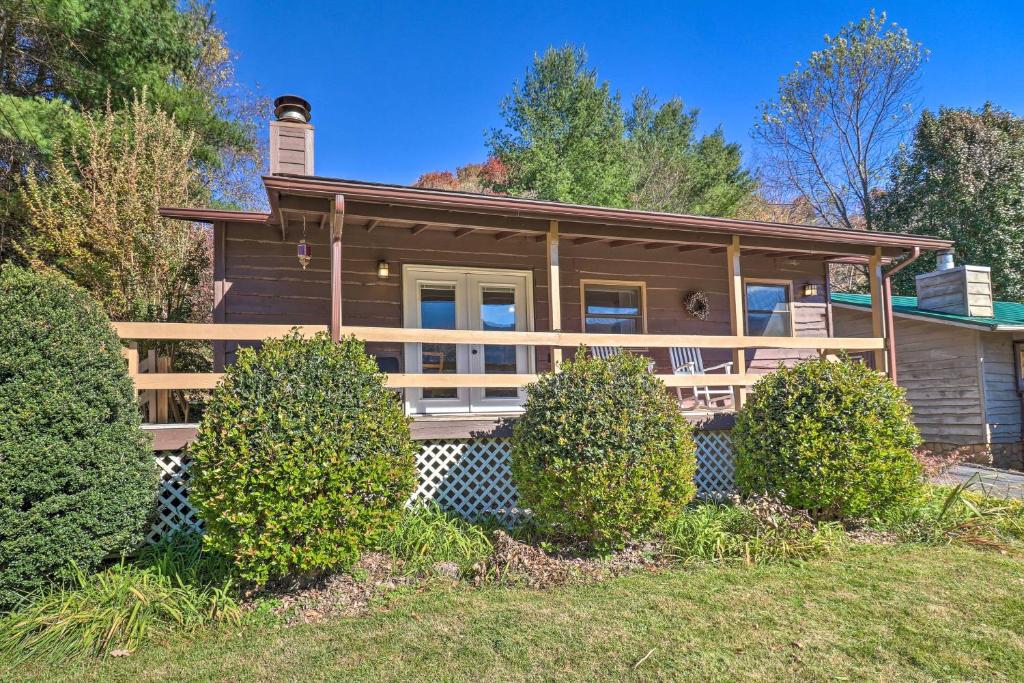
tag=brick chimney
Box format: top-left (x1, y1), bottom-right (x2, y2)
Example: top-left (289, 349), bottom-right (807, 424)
top-left (915, 250), bottom-right (994, 317)
top-left (269, 95), bottom-right (314, 176)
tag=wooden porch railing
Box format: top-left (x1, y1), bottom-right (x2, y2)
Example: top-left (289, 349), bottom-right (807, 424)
top-left (115, 322), bottom-right (884, 392)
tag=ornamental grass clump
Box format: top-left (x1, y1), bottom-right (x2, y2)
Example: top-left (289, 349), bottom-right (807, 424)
top-left (189, 332), bottom-right (417, 584)
top-left (511, 349), bottom-right (697, 552)
top-left (0, 267), bottom-right (156, 609)
top-left (733, 356), bottom-right (922, 520)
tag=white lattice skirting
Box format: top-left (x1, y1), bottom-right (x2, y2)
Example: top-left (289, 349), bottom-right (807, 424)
top-left (149, 431), bottom-right (735, 541)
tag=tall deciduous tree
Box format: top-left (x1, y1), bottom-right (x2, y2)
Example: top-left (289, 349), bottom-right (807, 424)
top-left (488, 46), bottom-right (629, 206)
top-left (755, 11), bottom-right (926, 231)
top-left (21, 94), bottom-right (210, 324)
top-left (486, 45), bottom-right (754, 215)
top-left (626, 93), bottom-right (753, 216)
top-left (879, 105), bottom-right (1024, 299)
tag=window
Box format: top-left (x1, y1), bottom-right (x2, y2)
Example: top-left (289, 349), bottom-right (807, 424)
top-left (582, 282), bottom-right (645, 334)
top-left (745, 282), bottom-right (792, 337)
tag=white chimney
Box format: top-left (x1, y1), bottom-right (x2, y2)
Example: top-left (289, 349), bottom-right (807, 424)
top-left (269, 95), bottom-right (314, 176)
top-left (915, 251), bottom-right (994, 317)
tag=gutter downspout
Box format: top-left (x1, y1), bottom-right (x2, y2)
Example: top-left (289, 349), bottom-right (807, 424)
top-left (882, 247), bottom-right (921, 383)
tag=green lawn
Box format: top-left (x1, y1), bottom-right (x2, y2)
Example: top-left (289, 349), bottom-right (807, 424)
top-left (6, 544), bottom-right (1024, 682)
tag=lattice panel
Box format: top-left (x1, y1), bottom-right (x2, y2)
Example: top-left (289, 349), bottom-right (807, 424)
top-left (411, 439), bottom-right (520, 522)
top-left (694, 430), bottom-right (735, 497)
top-left (149, 450), bottom-right (203, 544)
top-left (147, 431), bottom-right (736, 541)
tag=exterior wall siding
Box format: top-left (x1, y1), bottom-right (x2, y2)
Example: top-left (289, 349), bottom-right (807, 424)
top-left (832, 306), bottom-right (988, 445)
top-left (980, 332), bottom-right (1023, 445)
top-left (218, 219), bottom-right (828, 373)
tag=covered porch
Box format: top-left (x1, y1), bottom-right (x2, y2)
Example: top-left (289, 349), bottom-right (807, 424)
top-left (137, 176), bottom-right (951, 430)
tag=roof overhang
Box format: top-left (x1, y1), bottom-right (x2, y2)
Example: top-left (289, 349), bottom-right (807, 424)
top-left (161, 174), bottom-right (955, 260)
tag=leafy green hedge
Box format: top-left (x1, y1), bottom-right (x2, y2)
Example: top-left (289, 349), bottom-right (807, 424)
top-left (0, 267), bottom-right (155, 608)
top-left (733, 357), bottom-right (922, 519)
top-left (189, 332), bottom-right (417, 584)
top-left (511, 350), bottom-right (697, 551)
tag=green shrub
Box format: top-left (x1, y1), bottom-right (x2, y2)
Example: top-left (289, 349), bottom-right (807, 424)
top-left (377, 503), bottom-right (493, 575)
top-left (190, 332), bottom-right (417, 584)
top-left (733, 357), bottom-right (922, 519)
top-left (662, 498), bottom-right (846, 565)
top-left (0, 267), bottom-right (155, 609)
top-left (0, 533), bottom-right (240, 662)
top-left (511, 349), bottom-right (697, 551)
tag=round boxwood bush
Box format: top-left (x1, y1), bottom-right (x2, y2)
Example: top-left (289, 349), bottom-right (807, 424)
top-left (0, 266), bottom-right (155, 608)
top-left (733, 357), bottom-right (922, 519)
top-left (511, 349), bottom-right (697, 551)
top-left (190, 332), bottom-right (416, 584)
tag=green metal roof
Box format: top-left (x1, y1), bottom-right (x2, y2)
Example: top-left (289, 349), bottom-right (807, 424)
top-left (830, 292), bottom-right (1024, 330)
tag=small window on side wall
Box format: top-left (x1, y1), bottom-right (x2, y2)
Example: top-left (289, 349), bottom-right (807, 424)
top-left (582, 282), bottom-right (644, 334)
top-left (745, 282), bottom-right (793, 337)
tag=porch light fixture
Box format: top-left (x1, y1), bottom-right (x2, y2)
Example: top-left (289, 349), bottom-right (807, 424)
top-left (296, 216), bottom-right (312, 270)
top-left (802, 282), bottom-right (819, 297)
top-left (377, 259), bottom-right (390, 279)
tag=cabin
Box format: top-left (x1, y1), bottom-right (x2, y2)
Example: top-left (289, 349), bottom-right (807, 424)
top-left (121, 95), bottom-right (953, 532)
top-left (832, 257), bottom-right (1024, 470)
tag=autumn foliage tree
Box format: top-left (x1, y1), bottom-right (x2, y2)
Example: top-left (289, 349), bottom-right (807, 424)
top-left (21, 93), bottom-right (210, 324)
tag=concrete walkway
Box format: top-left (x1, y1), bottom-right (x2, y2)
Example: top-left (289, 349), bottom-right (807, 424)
top-left (934, 464), bottom-right (1024, 500)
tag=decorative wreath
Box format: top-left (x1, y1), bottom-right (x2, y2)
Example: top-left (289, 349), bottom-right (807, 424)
top-left (684, 290), bottom-right (710, 320)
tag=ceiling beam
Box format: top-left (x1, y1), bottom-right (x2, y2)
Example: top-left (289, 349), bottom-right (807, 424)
top-left (453, 228), bottom-right (476, 239)
top-left (494, 231), bottom-right (518, 241)
top-left (410, 223), bottom-right (431, 236)
top-left (364, 219), bottom-right (379, 232)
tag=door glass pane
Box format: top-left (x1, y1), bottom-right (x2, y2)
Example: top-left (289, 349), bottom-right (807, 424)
top-left (420, 285), bottom-right (457, 399)
top-left (481, 287), bottom-right (518, 398)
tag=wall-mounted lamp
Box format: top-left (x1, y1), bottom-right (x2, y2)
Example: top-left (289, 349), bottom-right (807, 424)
top-left (296, 239), bottom-right (312, 270)
top-left (377, 259), bottom-right (390, 279)
top-left (802, 282), bottom-right (819, 297)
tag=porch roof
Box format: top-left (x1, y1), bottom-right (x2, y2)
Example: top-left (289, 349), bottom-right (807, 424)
top-left (161, 174), bottom-right (954, 259)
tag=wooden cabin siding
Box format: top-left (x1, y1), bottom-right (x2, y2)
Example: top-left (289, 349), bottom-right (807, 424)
top-left (981, 332), bottom-right (1023, 444)
top-left (217, 220), bottom-right (829, 372)
top-left (832, 306), bottom-right (988, 444)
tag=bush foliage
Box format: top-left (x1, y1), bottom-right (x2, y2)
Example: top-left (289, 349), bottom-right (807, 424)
top-left (511, 349), bottom-right (697, 551)
top-left (190, 332), bottom-right (417, 584)
top-left (733, 357), bottom-right (922, 519)
top-left (0, 267), bottom-right (155, 609)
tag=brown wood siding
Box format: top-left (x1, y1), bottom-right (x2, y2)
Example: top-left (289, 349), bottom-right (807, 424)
top-left (833, 306), bottom-right (988, 444)
top-left (219, 221), bottom-right (829, 373)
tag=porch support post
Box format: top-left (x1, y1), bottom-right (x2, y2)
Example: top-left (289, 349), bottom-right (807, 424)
top-left (726, 235), bottom-right (747, 408)
top-left (331, 194), bottom-right (345, 343)
top-left (546, 219), bottom-right (563, 368)
top-left (868, 247), bottom-right (887, 372)
top-left (212, 221), bottom-right (226, 371)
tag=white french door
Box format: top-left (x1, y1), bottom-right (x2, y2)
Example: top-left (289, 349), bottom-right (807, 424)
top-left (402, 265), bottom-right (533, 415)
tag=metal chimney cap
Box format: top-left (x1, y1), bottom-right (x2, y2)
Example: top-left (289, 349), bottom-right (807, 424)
top-left (273, 95), bottom-right (311, 123)
top-left (936, 250), bottom-right (955, 271)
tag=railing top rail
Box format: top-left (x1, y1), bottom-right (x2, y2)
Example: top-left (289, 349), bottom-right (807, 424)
top-left (112, 322), bottom-right (884, 351)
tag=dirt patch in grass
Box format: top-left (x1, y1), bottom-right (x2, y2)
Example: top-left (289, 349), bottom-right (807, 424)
top-left (253, 553), bottom-right (419, 625)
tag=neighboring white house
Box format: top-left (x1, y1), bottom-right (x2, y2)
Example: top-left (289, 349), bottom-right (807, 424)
top-left (832, 260), bottom-right (1024, 471)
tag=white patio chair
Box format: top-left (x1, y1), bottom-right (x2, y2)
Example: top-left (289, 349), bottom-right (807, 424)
top-left (670, 347), bottom-right (733, 408)
top-left (590, 346), bottom-right (656, 372)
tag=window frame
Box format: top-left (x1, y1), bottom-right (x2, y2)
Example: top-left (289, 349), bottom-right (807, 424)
top-left (579, 279), bottom-right (648, 335)
top-left (743, 278), bottom-right (795, 338)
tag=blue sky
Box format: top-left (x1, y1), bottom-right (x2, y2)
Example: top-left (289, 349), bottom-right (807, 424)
top-left (215, 1), bottom-right (1024, 185)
